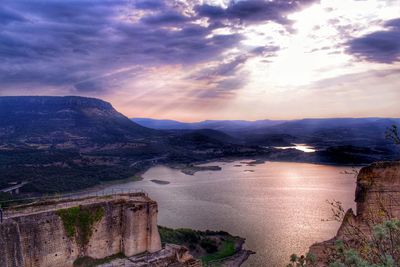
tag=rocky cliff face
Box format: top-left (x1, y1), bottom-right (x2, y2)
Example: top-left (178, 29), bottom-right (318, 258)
top-left (0, 193), bottom-right (161, 267)
top-left (309, 161), bottom-right (400, 266)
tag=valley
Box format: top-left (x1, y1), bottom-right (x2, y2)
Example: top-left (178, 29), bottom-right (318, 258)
top-left (0, 96), bottom-right (398, 196)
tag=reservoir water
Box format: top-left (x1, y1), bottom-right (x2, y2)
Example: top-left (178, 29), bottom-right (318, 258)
top-left (99, 161), bottom-right (357, 266)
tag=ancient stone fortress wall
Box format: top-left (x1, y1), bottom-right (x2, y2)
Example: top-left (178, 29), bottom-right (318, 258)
top-left (0, 193), bottom-right (161, 267)
top-left (309, 161), bottom-right (400, 266)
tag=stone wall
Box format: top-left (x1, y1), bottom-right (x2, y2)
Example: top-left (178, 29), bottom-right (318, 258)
top-left (309, 161), bottom-right (400, 266)
top-left (0, 193), bottom-right (161, 267)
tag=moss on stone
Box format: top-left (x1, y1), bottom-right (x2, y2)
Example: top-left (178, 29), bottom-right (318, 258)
top-left (56, 205), bottom-right (104, 246)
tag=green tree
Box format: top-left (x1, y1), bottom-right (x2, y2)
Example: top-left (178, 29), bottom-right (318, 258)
top-left (287, 253), bottom-right (316, 267)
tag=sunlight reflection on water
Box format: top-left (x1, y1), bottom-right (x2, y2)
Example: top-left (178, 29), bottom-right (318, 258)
top-left (99, 161), bottom-right (357, 267)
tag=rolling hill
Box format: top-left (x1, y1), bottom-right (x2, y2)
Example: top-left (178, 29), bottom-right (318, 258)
top-left (0, 96), bottom-right (156, 147)
top-left (0, 96), bottom-right (398, 195)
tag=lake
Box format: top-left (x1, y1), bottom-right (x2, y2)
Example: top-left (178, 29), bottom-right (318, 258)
top-left (274, 144), bottom-right (317, 153)
top-left (98, 161), bottom-right (357, 267)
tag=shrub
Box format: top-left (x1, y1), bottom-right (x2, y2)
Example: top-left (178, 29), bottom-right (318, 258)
top-left (200, 238), bottom-right (218, 253)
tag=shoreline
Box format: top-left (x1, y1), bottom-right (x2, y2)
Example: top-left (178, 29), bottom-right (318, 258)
top-left (50, 156), bottom-right (366, 200)
top-left (168, 156), bottom-right (368, 168)
top-left (70, 157), bottom-right (364, 196)
top-left (67, 170), bottom-right (146, 196)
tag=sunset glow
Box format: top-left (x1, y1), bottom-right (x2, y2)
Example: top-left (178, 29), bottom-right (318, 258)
top-left (1, 0), bottom-right (399, 121)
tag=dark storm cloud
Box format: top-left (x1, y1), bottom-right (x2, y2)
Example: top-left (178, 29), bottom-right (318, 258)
top-left (0, 0), bottom-right (312, 94)
top-left (195, 0), bottom-right (319, 25)
top-left (114, 23), bottom-right (243, 64)
top-left (0, 7), bottom-right (26, 24)
top-left (347, 18), bottom-right (400, 63)
top-left (0, 0), bottom-right (244, 92)
top-left (134, 0), bottom-right (165, 10)
top-left (74, 80), bottom-right (105, 92)
top-left (140, 11), bottom-right (190, 25)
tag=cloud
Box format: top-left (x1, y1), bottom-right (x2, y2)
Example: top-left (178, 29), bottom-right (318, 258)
top-left (346, 18), bottom-right (400, 63)
top-left (195, 0), bottom-right (319, 25)
top-left (0, 0), bottom-right (244, 93)
top-left (192, 55), bottom-right (248, 80)
top-left (0, 0), bottom-right (313, 100)
top-left (74, 80), bottom-right (104, 93)
top-left (141, 11), bottom-right (190, 25)
top-left (0, 7), bottom-right (26, 25)
top-left (134, 0), bottom-right (165, 10)
top-left (188, 44), bottom-right (279, 97)
top-left (303, 68), bottom-right (400, 90)
top-left (188, 54), bottom-right (252, 98)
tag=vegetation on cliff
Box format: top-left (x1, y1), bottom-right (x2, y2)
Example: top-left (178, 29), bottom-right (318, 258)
top-left (201, 240), bottom-right (236, 263)
top-left (288, 219), bottom-right (400, 267)
top-left (57, 206), bottom-right (104, 246)
top-left (288, 135), bottom-right (400, 267)
top-left (289, 166), bottom-right (400, 266)
top-left (158, 226), bottom-right (241, 264)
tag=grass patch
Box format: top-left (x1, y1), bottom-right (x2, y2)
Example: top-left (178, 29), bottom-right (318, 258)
top-left (201, 240), bottom-right (236, 264)
top-left (158, 226), bottom-right (201, 245)
top-left (130, 175), bottom-right (143, 181)
top-left (200, 238), bottom-right (218, 253)
top-left (159, 226), bottom-right (239, 265)
top-left (57, 206), bottom-right (104, 246)
top-left (73, 253), bottom-right (125, 267)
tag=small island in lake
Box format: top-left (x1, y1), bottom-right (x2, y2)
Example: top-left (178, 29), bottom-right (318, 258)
top-left (176, 164), bottom-right (222, 175)
top-left (150, 179), bottom-right (170, 185)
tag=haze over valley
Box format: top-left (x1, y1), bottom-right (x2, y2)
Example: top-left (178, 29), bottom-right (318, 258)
top-left (0, 96), bottom-right (398, 195)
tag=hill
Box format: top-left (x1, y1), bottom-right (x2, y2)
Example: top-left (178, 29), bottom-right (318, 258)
top-left (0, 96), bottom-right (256, 194)
top-left (0, 96), bottom-right (155, 147)
top-left (0, 96), bottom-right (165, 193)
top-left (134, 117), bottom-right (400, 164)
top-left (1, 97), bottom-right (398, 195)
top-left (133, 117), bottom-right (400, 147)
top-left (132, 118), bottom-right (284, 133)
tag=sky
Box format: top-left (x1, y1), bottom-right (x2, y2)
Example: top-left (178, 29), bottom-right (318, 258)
top-left (0, 0), bottom-right (399, 121)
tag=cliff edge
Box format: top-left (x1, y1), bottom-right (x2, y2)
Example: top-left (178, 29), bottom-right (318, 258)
top-left (309, 161), bottom-right (400, 266)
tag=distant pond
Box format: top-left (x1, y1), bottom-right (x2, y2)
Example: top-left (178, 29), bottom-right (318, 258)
top-left (99, 160), bottom-right (357, 266)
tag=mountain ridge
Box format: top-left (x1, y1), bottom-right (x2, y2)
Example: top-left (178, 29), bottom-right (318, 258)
top-left (133, 117), bottom-right (400, 131)
top-left (0, 96), bottom-right (398, 194)
top-left (0, 96), bottom-right (156, 146)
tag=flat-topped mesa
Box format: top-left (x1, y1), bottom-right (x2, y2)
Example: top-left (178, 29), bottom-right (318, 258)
top-left (0, 193), bottom-right (162, 267)
top-left (309, 161), bottom-right (400, 266)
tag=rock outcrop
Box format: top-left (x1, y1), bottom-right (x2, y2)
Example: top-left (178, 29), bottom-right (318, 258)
top-left (309, 161), bottom-right (400, 266)
top-left (99, 244), bottom-right (202, 267)
top-left (0, 193), bottom-right (162, 267)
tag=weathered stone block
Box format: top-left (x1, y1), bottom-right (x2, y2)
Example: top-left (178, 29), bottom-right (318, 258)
top-left (0, 193), bottom-right (161, 267)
